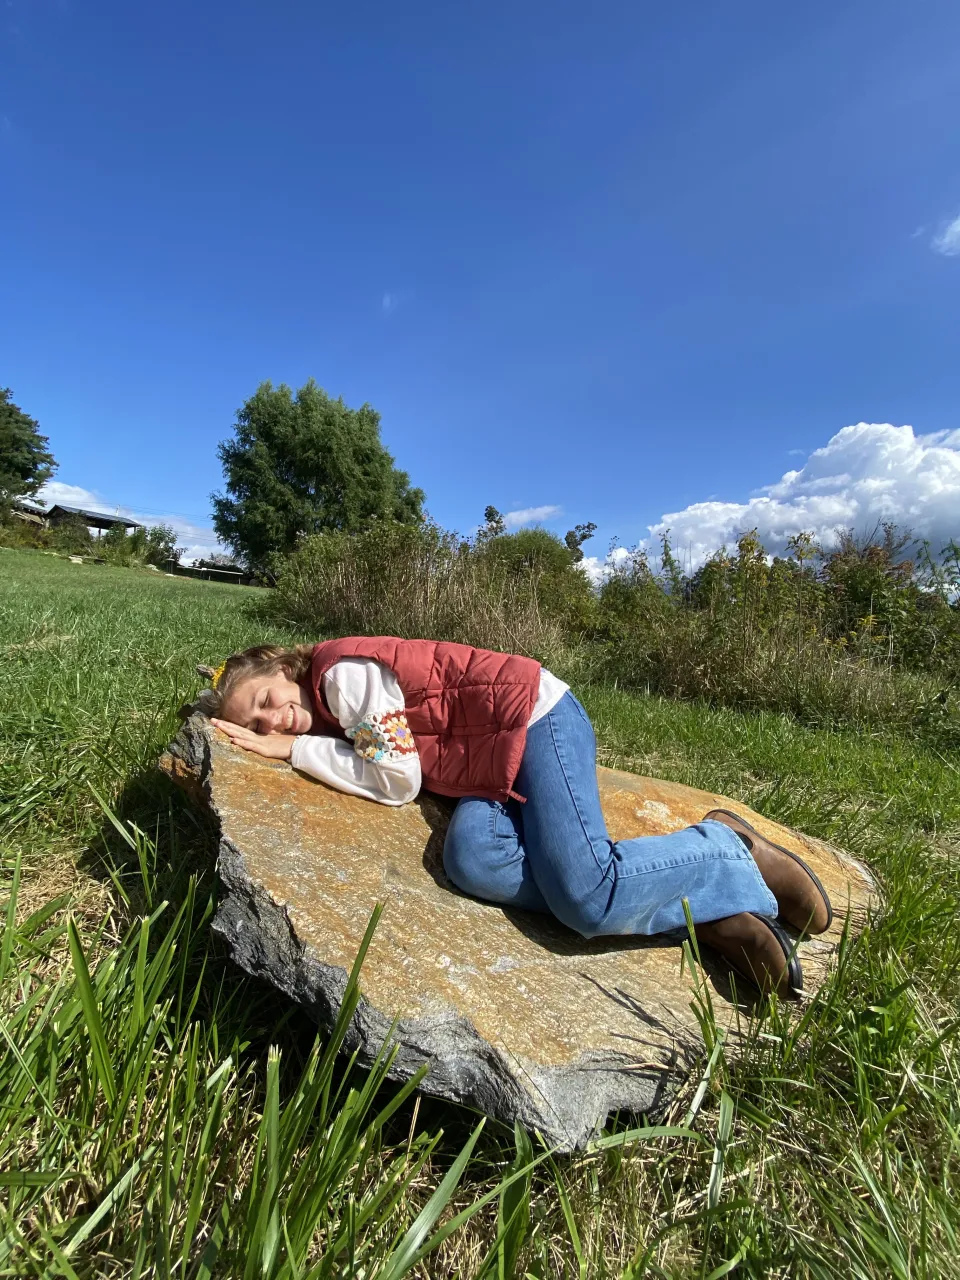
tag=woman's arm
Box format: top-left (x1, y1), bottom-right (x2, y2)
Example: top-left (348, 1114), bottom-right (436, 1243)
top-left (211, 658), bottom-right (421, 805)
top-left (291, 658), bottom-right (421, 805)
top-left (290, 733), bottom-right (419, 805)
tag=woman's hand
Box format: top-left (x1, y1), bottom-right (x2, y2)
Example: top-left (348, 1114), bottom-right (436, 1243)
top-left (211, 718), bottom-right (297, 761)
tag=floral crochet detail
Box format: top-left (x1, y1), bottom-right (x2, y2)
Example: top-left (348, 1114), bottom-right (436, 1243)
top-left (347, 710), bottom-right (418, 763)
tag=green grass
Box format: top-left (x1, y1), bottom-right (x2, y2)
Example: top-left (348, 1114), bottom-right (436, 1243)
top-left (2, 547), bottom-right (959, 1277)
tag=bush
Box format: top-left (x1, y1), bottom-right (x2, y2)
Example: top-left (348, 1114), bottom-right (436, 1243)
top-left (274, 520), bottom-right (594, 674)
top-left (274, 518), bottom-right (960, 745)
top-left (0, 513), bottom-right (94, 556)
top-left (48, 516), bottom-right (96, 556)
top-left (586, 529), bottom-right (960, 745)
top-left (99, 523), bottom-right (183, 568)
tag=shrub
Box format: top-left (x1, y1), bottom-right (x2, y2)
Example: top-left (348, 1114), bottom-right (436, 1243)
top-left (99, 522), bottom-right (183, 567)
top-left (273, 517), bottom-right (960, 745)
top-left (48, 516), bottom-right (96, 556)
top-left (0, 513), bottom-right (94, 556)
top-left (587, 529), bottom-right (960, 744)
top-left (274, 520), bottom-right (593, 673)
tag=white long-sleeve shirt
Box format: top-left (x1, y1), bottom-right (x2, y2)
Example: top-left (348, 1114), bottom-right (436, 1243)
top-left (289, 657), bottom-right (568, 806)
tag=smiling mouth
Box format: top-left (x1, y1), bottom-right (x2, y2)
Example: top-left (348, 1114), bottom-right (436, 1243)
top-left (284, 705), bottom-right (296, 732)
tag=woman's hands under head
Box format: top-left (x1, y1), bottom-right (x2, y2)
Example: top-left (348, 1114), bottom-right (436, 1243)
top-left (210, 719), bottom-right (298, 760)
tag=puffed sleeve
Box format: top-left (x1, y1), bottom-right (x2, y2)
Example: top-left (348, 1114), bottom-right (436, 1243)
top-left (289, 658), bottom-right (421, 806)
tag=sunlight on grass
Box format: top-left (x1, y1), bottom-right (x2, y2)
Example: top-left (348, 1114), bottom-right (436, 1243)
top-left (2, 548), bottom-right (959, 1276)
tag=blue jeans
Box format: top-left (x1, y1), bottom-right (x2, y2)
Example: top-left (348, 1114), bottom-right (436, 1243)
top-left (442, 692), bottom-right (777, 937)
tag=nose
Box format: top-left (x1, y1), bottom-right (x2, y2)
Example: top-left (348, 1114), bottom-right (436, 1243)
top-left (259, 702), bottom-right (283, 733)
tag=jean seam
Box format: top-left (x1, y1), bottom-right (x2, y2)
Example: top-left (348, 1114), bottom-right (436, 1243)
top-left (488, 801), bottom-right (498, 845)
top-left (612, 849), bottom-right (761, 878)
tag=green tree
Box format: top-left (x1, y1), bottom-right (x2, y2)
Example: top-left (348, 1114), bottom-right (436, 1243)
top-left (478, 505), bottom-right (507, 540)
top-left (142, 523), bottom-right (183, 566)
top-left (47, 515), bottom-right (94, 556)
top-left (564, 521), bottom-right (597, 563)
top-left (100, 522), bottom-right (183, 568)
top-left (211, 380), bottom-right (425, 571)
top-left (0, 388), bottom-right (56, 507)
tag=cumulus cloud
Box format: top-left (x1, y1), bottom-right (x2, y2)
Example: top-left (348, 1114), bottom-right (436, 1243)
top-left (35, 481), bottom-right (225, 565)
top-left (645, 423), bottom-right (960, 571)
top-left (503, 504), bottom-right (562, 530)
top-left (932, 213), bottom-right (960, 257)
top-left (579, 545), bottom-right (633, 587)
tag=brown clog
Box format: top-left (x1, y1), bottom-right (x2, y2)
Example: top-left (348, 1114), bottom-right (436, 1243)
top-left (695, 912), bottom-right (803, 998)
top-left (704, 809), bottom-right (833, 936)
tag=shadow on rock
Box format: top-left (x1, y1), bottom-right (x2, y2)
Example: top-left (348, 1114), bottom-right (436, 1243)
top-left (414, 785), bottom-right (758, 1014)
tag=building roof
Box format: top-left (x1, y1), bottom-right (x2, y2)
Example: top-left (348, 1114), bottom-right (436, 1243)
top-left (46, 504), bottom-right (144, 530)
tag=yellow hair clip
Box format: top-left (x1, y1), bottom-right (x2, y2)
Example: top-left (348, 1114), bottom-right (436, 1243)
top-left (211, 662), bottom-right (227, 689)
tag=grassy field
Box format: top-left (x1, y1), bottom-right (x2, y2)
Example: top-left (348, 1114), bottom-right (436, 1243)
top-left (2, 547), bottom-right (959, 1277)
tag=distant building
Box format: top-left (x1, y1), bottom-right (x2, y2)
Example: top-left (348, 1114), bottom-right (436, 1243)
top-left (164, 557), bottom-right (255, 586)
top-left (44, 504), bottom-right (143, 534)
top-left (9, 499), bottom-right (46, 526)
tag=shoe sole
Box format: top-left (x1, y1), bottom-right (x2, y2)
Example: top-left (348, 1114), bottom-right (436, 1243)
top-left (708, 809), bottom-right (834, 934)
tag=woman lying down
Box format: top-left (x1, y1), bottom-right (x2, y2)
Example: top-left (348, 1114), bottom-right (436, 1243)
top-left (198, 637), bottom-right (834, 998)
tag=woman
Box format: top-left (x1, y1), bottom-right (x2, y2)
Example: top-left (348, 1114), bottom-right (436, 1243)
top-left (201, 637), bottom-right (832, 996)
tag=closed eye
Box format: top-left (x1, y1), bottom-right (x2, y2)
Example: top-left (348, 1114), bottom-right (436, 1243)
top-left (251, 692), bottom-right (266, 734)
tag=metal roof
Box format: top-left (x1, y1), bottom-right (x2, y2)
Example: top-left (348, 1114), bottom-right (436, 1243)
top-left (46, 504), bottom-right (144, 529)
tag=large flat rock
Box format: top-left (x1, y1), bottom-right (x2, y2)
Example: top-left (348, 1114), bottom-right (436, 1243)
top-left (161, 715), bottom-right (875, 1150)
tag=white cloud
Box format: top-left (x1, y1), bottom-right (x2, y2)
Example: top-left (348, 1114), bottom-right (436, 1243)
top-left (580, 545), bottom-right (632, 587)
top-left (931, 213), bottom-right (960, 257)
top-left (381, 292), bottom-right (398, 314)
top-left (37, 481), bottom-right (106, 509)
top-left (35, 481), bottom-right (225, 565)
top-left (503, 504), bottom-right (562, 530)
top-left (645, 423), bottom-right (960, 571)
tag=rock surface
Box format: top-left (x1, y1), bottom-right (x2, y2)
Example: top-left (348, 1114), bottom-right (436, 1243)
top-left (161, 714), bottom-right (875, 1150)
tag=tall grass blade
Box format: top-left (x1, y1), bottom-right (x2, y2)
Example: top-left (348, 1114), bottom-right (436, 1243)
top-left (65, 915), bottom-right (117, 1107)
top-left (0, 850), bottom-right (21, 984)
top-left (550, 1154), bottom-right (586, 1279)
top-left (497, 1123), bottom-right (533, 1280)
top-left (62, 1146), bottom-right (155, 1257)
top-left (378, 1118), bottom-right (486, 1279)
top-left (706, 1090), bottom-right (734, 1211)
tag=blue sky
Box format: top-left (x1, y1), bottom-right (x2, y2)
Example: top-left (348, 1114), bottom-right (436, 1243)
top-left (3, 0), bottom-right (960, 564)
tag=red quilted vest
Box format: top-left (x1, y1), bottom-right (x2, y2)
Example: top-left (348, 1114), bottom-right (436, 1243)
top-left (309, 637), bottom-right (541, 803)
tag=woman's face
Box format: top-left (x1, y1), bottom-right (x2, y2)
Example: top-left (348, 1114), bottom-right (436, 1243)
top-left (220, 671), bottom-right (315, 735)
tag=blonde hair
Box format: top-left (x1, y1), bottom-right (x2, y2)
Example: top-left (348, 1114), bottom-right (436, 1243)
top-left (192, 643), bottom-right (315, 718)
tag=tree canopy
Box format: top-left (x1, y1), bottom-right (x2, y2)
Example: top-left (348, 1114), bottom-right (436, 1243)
top-left (0, 388), bottom-right (56, 506)
top-left (211, 380), bottom-right (425, 571)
